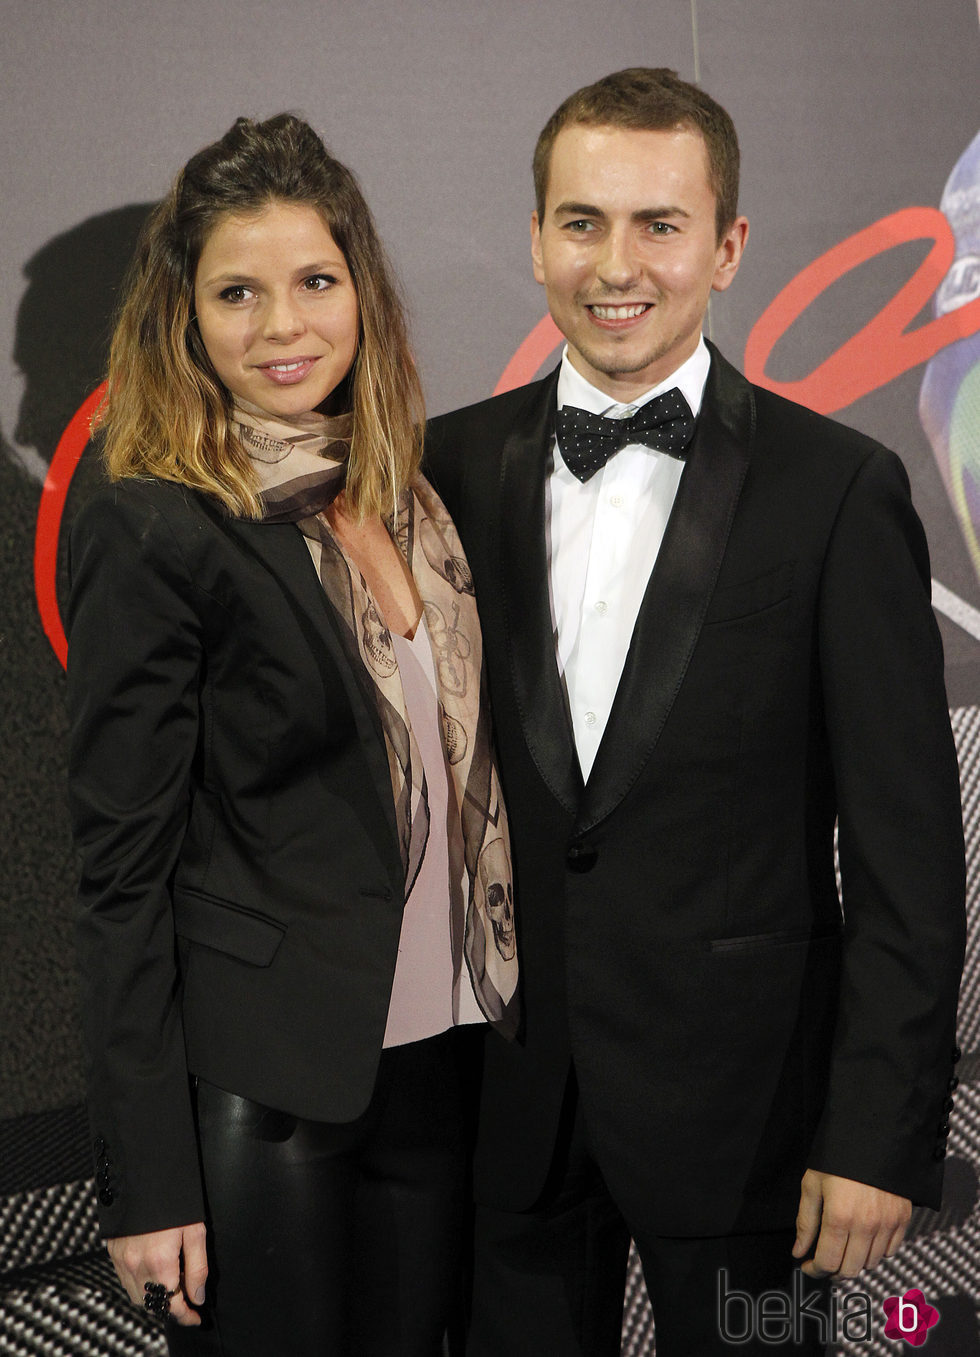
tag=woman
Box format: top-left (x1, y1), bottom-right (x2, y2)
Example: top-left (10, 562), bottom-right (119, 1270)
top-left (66, 114), bottom-right (518, 1356)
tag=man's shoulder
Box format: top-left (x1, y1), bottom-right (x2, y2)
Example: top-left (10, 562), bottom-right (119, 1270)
top-left (752, 384), bottom-right (913, 504)
top-left (427, 369), bottom-right (557, 442)
top-left (424, 370), bottom-right (558, 508)
top-left (752, 383), bottom-right (879, 452)
top-left (705, 350), bottom-right (900, 499)
top-left (709, 342), bottom-right (883, 460)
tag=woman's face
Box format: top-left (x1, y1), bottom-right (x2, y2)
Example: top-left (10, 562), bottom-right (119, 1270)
top-left (194, 200), bottom-right (359, 419)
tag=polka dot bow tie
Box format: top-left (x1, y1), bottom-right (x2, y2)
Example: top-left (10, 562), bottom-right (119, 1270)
top-left (555, 388), bottom-right (696, 483)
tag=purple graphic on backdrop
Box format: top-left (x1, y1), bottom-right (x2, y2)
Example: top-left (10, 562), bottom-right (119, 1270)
top-left (920, 128), bottom-right (980, 580)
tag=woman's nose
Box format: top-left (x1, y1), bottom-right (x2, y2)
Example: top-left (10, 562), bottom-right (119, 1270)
top-left (261, 292), bottom-right (305, 342)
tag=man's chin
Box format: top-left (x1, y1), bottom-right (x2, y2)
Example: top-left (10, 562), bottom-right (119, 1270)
top-left (573, 337), bottom-right (673, 381)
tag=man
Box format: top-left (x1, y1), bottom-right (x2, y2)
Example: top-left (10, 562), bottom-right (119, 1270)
top-left (427, 68), bottom-right (966, 1355)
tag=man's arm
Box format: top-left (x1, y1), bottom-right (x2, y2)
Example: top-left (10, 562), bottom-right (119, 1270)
top-left (800, 445), bottom-right (965, 1271)
top-left (794, 1171), bottom-right (911, 1278)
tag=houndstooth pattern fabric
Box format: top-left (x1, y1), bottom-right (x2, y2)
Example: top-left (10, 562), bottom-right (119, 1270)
top-left (0, 1254), bottom-right (165, 1356)
top-left (950, 706), bottom-right (980, 1056)
top-left (0, 1182), bottom-right (98, 1274)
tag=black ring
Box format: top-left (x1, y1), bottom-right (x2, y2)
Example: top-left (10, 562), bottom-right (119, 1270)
top-left (142, 1280), bottom-right (175, 1317)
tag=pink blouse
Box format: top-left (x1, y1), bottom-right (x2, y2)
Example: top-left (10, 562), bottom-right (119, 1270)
top-left (382, 619), bottom-right (487, 1046)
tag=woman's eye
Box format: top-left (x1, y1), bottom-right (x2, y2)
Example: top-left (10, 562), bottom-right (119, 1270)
top-left (303, 274), bottom-right (334, 291)
top-left (218, 285), bottom-right (250, 303)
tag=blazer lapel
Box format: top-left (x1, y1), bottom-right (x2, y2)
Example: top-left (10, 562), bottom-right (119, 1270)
top-left (498, 368), bottom-right (583, 815)
top-left (578, 345), bottom-right (754, 833)
top-left (218, 511), bottom-right (403, 879)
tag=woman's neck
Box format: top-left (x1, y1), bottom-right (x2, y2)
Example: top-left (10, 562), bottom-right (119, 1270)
top-left (324, 494), bottom-right (422, 641)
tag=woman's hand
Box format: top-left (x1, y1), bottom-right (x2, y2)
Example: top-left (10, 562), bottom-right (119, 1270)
top-left (107, 1221), bottom-right (208, 1326)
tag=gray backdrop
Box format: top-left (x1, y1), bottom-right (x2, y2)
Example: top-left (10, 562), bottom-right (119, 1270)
top-left (2, 2), bottom-right (979, 1352)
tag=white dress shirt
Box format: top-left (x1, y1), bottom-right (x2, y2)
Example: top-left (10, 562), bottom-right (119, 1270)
top-left (547, 338), bottom-right (711, 779)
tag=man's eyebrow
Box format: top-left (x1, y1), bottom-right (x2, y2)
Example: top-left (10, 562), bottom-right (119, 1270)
top-left (552, 201), bottom-right (604, 218)
top-left (551, 201), bottom-right (692, 222)
top-left (633, 205), bottom-right (690, 222)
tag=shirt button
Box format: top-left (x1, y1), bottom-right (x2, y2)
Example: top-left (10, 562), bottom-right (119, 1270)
top-left (594, 600), bottom-right (608, 615)
top-left (585, 711), bottom-right (597, 727)
top-left (610, 494), bottom-right (624, 508)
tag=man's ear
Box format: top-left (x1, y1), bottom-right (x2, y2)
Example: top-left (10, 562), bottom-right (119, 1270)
top-left (531, 211), bottom-right (545, 285)
top-left (712, 215), bottom-right (749, 294)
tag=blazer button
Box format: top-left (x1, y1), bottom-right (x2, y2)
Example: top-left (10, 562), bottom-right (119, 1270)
top-left (933, 1145), bottom-right (948, 1161)
top-left (948, 1076), bottom-right (959, 1093)
top-left (952, 1045), bottom-right (962, 1063)
top-left (93, 1137), bottom-right (106, 1155)
top-left (566, 844), bottom-right (598, 873)
top-left (98, 1187), bottom-right (115, 1206)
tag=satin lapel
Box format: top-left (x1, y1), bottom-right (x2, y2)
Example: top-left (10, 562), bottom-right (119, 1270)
top-left (216, 510), bottom-right (402, 874)
top-left (498, 368), bottom-right (583, 815)
top-left (578, 346), bottom-right (755, 833)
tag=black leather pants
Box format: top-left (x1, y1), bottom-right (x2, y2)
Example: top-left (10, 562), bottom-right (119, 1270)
top-left (166, 1029), bottom-right (468, 1357)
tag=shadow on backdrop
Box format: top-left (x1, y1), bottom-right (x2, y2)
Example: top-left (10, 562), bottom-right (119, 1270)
top-left (0, 203), bottom-right (151, 1135)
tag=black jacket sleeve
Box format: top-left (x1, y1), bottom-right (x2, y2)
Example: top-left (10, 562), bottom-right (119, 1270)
top-left (808, 447), bottom-right (966, 1205)
top-left (67, 482), bottom-right (208, 1237)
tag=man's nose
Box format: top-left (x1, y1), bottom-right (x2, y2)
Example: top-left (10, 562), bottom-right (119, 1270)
top-left (596, 227), bottom-right (640, 289)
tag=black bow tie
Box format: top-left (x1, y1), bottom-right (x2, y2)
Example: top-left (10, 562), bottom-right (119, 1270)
top-left (555, 388), bottom-right (696, 483)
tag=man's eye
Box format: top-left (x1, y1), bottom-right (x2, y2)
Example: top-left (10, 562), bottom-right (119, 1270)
top-left (649, 222), bottom-right (675, 235)
top-left (565, 220), bottom-right (593, 233)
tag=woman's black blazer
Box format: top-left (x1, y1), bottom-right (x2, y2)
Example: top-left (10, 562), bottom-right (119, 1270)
top-left (68, 477), bottom-right (410, 1237)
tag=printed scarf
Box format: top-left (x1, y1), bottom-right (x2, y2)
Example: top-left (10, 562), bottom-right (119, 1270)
top-left (234, 401), bottom-right (518, 1031)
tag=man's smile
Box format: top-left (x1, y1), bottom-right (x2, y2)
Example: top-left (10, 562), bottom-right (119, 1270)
top-left (587, 303), bottom-right (652, 320)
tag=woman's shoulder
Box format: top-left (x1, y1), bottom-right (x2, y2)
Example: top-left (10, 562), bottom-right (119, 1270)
top-left (73, 476), bottom-right (214, 537)
top-left (69, 477), bottom-right (229, 582)
top-left (81, 474), bottom-right (204, 514)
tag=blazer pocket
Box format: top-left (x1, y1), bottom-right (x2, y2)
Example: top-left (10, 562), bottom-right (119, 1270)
top-left (173, 888), bottom-right (286, 967)
top-left (706, 928), bottom-right (835, 954)
top-left (703, 562), bottom-right (794, 625)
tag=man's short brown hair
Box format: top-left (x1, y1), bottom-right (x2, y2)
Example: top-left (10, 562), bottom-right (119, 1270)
top-left (533, 67), bottom-right (740, 241)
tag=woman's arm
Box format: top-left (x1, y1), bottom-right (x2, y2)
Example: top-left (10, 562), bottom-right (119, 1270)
top-left (67, 482), bottom-right (209, 1248)
top-left (107, 1223), bottom-right (208, 1327)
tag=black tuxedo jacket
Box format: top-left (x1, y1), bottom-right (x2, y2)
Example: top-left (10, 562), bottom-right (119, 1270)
top-left (426, 344), bottom-right (966, 1236)
top-left (67, 479), bottom-right (412, 1238)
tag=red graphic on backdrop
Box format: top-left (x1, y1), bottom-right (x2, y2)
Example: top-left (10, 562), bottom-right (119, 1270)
top-left (744, 207), bottom-right (980, 413)
top-left (493, 314), bottom-right (563, 394)
top-left (33, 204), bottom-right (980, 668)
top-left (34, 382), bottom-right (106, 669)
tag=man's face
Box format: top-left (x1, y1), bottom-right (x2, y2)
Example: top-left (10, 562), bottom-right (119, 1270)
top-left (531, 124), bottom-right (748, 401)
